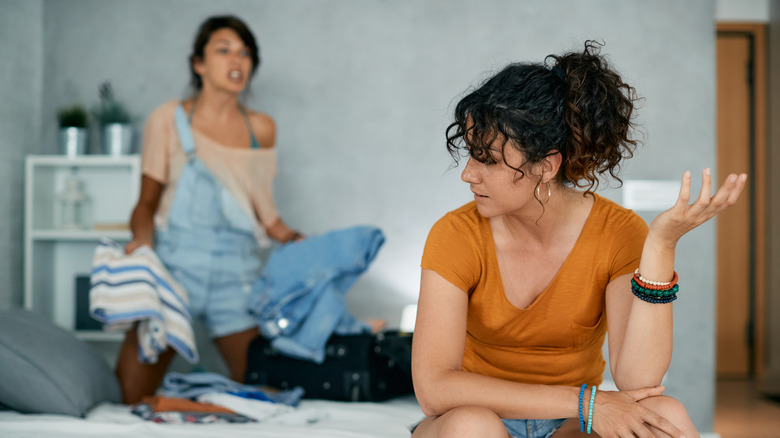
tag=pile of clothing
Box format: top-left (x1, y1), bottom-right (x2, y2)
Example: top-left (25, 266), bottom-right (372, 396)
top-left (130, 372), bottom-right (317, 425)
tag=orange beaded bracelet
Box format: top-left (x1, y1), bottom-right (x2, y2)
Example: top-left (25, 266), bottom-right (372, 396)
top-left (633, 269), bottom-right (678, 290)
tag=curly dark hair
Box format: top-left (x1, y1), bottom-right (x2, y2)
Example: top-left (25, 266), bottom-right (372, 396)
top-left (445, 40), bottom-right (641, 196)
top-left (189, 15), bottom-right (261, 91)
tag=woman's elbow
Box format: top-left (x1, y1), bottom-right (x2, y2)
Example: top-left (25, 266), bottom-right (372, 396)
top-left (416, 392), bottom-right (446, 417)
top-left (413, 376), bottom-right (450, 417)
top-left (611, 365), bottom-right (666, 390)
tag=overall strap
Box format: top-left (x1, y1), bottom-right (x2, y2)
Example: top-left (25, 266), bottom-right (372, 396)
top-left (238, 105), bottom-right (261, 149)
top-left (174, 104), bottom-right (197, 158)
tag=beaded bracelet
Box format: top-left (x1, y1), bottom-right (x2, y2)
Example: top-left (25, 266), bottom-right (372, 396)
top-left (578, 384), bottom-right (587, 432)
top-left (630, 279), bottom-right (678, 304)
top-left (631, 289), bottom-right (678, 304)
top-left (633, 269), bottom-right (679, 290)
top-left (631, 279), bottom-right (680, 297)
top-left (587, 385), bottom-right (597, 434)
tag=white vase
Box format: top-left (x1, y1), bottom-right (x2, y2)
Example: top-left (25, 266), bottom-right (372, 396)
top-left (101, 123), bottom-right (134, 156)
top-left (55, 169), bottom-right (91, 230)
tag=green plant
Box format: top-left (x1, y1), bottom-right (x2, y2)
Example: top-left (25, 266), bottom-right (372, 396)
top-left (56, 104), bottom-right (88, 128)
top-left (91, 81), bottom-right (132, 125)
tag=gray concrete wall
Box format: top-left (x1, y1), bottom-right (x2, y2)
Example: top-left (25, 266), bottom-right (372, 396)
top-left (4, 0), bottom-right (720, 429)
top-left (0, 0), bottom-right (44, 310)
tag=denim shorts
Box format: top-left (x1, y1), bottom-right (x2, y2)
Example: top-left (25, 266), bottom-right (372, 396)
top-left (411, 417), bottom-right (567, 437)
top-left (156, 229), bottom-right (262, 338)
top-left (503, 418), bottom-right (567, 438)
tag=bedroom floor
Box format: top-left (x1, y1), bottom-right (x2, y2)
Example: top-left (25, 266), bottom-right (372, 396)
top-left (713, 378), bottom-right (780, 438)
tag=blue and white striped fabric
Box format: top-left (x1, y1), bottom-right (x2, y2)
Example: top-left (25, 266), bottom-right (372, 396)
top-left (90, 239), bottom-right (198, 364)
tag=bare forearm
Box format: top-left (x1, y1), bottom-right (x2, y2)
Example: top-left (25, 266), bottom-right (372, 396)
top-left (129, 203), bottom-right (156, 247)
top-left (613, 231), bottom-right (676, 388)
top-left (416, 369), bottom-right (580, 420)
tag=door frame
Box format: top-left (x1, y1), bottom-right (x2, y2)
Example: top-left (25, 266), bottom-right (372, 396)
top-left (716, 22), bottom-right (767, 378)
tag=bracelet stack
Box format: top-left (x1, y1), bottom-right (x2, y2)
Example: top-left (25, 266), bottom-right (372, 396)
top-left (631, 269), bottom-right (679, 304)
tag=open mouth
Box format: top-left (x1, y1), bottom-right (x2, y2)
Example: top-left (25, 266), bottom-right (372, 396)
top-left (229, 70), bottom-right (242, 80)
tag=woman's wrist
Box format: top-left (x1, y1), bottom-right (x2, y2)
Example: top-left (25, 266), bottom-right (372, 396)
top-left (644, 227), bottom-right (679, 251)
top-left (129, 233), bottom-right (154, 248)
top-left (284, 230), bottom-right (303, 243)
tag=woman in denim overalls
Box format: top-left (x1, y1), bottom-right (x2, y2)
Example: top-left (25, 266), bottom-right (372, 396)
top-left (116, 16), bottom-right (302, 404)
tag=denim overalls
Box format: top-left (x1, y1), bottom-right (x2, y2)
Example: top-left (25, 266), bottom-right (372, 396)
top-left (154, 104), bottom-right (263, 338)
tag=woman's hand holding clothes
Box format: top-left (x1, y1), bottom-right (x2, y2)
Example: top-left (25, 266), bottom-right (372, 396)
top-left (124, 238), bottom-right (153, 255)
top-left (590, 387), bottom-right (686, 438)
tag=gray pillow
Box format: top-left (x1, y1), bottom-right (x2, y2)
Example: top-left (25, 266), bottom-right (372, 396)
top-left (0, 308), bottom-right (121, 417)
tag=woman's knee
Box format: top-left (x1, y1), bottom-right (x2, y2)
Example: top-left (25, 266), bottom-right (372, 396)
top-left (638, 395), bottom-right (698, 437)
top-left (416, 406), bottom-right (507, 438)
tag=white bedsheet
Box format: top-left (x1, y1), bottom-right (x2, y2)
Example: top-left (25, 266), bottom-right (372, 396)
top-left (0, 396), bottom-right (723, 438)
top-left (0, 395), bottom-right (424, 438)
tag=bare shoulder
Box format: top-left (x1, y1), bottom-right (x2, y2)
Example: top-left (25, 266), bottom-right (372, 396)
top-left (246, 109), bottom-right (277, 149)
top-left (147, 99), bottom-right (180, 123)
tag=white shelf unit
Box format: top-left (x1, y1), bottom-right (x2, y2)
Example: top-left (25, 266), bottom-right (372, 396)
top-left (24, 155), bottom-right (141, 341)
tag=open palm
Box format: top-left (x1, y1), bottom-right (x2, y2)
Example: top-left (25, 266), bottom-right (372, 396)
top-left (650, 169), bottom-right (748, 244)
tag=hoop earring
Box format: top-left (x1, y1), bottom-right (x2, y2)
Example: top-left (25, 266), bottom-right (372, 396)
top-left (535, 182), bottom-right (552, 205)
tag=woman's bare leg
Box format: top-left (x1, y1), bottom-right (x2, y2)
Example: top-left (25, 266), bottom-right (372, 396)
top-left (412, 406), bottom-right (510, 438)
top-left (115, 324), bottom-right (176, 404)
top-left (213, 327), bottom-right (258, 383)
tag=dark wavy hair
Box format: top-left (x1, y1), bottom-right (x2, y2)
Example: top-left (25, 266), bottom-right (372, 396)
top-left (189, 15), bottom-right (261, 91)
top-left (446, 40), bottom-right (641, 197)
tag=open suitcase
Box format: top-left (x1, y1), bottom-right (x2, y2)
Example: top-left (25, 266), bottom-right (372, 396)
top-left (245, 331), bottom-right (413, 402)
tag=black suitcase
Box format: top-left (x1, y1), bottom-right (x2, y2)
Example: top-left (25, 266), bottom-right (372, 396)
top-left (245, 331), bottom-right (413, 402)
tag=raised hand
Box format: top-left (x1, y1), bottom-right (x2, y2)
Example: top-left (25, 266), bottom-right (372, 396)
top-left (649, 169), bottom-right (747, 245)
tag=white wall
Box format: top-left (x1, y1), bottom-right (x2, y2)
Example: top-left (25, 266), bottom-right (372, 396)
top-left (0, 0), bottom-right (721, 429)
top-left (716, 0), bottom-right (770, 21)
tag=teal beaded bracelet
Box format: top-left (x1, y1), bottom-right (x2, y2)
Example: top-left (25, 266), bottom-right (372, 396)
top-left (631, 279), bottom-right (679, 297)
top-left (578, 384), bottom-right (587, 432)
top-left (587, 385), bottom-right (597, 434)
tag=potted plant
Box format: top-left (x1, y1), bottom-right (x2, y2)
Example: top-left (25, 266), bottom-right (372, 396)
top-left (92, 82), bottom-right (135, 156)
top-left (56, 104), bottom-right (89, 157)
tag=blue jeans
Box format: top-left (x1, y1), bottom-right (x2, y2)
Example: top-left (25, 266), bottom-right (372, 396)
top-left (247, 226), bottom-right (384, 363)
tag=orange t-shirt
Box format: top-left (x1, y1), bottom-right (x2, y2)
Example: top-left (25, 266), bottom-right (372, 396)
top-left (421, 194), bottom-right (648, 387)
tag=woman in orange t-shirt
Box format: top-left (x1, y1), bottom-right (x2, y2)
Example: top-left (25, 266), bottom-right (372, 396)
top-left (412, 41), bottom-right (747, 438)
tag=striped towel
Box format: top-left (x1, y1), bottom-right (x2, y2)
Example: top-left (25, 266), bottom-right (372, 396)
top-left (90, 238), bottom-right (198, 364)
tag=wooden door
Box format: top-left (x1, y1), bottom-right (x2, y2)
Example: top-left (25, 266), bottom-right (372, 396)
top-left (715, 23), bottom-right (767, 379)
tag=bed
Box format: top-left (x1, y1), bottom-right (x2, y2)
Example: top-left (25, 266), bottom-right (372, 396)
top-left (0, 311), bottom-right (719, 437)
top-left (0, 309), bottom-right (423, 437)
top-left (0, 395), bottom-right (423, 438)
